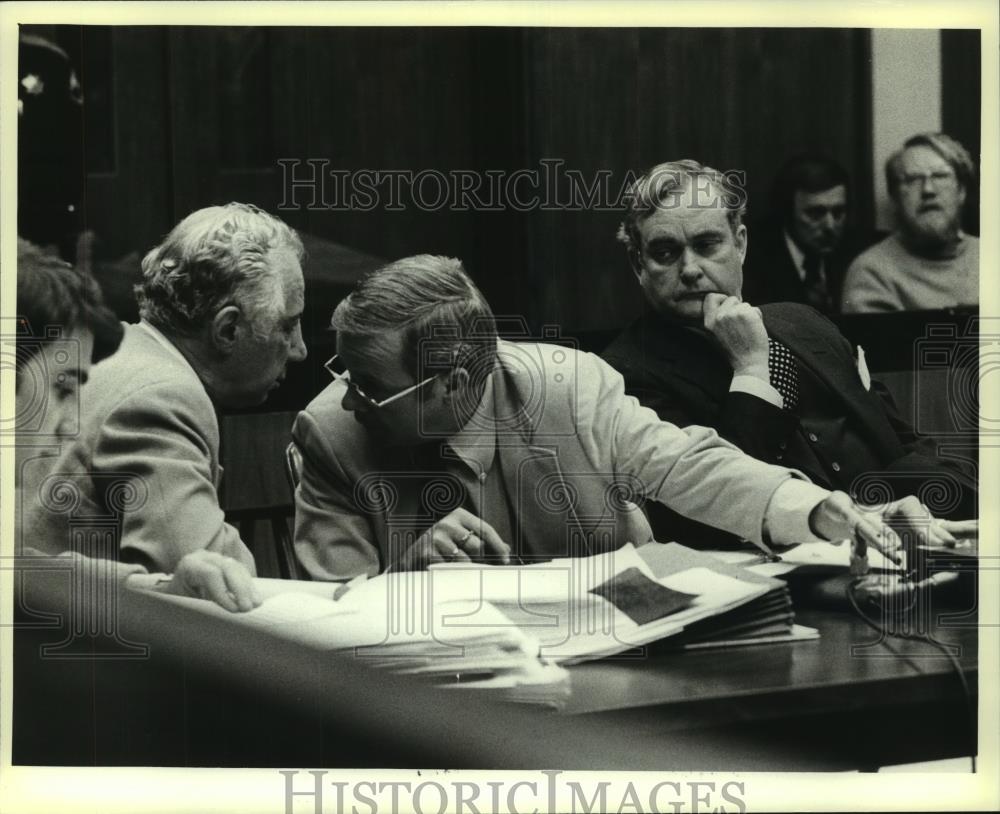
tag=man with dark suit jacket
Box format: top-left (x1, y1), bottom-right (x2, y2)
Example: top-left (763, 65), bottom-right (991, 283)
top-left (603, 159), bottom-right (976, 547)
top-left (742, 154), bottom-right (856, 314)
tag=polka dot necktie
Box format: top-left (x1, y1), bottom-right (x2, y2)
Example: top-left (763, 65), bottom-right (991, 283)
top-left (767, 338), bottom-right (799, 411)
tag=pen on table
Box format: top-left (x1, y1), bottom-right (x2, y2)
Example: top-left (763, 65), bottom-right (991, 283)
top-left (748, 537), bottom-right (782, 563)
top-left (333, 573), bottom-right (368, 601)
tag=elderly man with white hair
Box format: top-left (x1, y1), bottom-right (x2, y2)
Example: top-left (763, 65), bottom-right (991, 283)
top-left (21, 203), bottom-right (307, 574)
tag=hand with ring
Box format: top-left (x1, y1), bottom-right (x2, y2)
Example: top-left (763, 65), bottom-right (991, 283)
top-left (393, 507), bottom-right (512, 571)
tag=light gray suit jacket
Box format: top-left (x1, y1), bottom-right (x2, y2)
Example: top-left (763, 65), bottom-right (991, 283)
top-left (292, 341), bottom-right (812, 581)
top-left (18, 322), bottom-right (255, 573)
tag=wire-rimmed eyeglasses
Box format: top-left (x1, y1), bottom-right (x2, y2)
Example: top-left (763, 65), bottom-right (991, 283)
top-left (324, 354), bottom-right (436, 409)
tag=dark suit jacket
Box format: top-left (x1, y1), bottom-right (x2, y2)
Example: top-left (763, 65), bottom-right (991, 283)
top-left (742, 223), bottom-right (852, 314)
top-left (602, 302), bottom-right (976, 542)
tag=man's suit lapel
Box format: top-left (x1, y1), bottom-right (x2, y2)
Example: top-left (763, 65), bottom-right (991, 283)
top-left (637, 313), bottom-right (731, 406)
top-left (763, 306), bottom-right (900, 456)
top-left (773, 237), bottom-right (807, 303)
top-left (490, 358), bottom-right (590, 559)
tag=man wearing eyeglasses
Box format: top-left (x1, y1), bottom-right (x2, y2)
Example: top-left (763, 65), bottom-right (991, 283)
top-left (291, 254), bottom-right (920, 582)
top-left (841, 132), bottom-right (979, 313)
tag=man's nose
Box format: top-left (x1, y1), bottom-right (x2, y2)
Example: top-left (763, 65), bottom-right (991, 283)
top-left (678, 248), bottom-right (703, 283)
top-left (289, 325), bottom-right (307, 363)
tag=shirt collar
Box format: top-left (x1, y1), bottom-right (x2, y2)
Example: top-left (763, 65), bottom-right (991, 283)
top-left (783, 230), bottom-right (810, 281)
top-left (137, 319), bottom-right (195, 372)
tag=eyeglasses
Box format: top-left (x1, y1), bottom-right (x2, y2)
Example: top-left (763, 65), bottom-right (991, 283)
top-left (324, 354), bottom-right (436, 410)
top-left (898, 170), bottom-right (957, 190)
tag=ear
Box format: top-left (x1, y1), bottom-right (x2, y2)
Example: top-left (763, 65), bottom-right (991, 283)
top-left (209, 305), bottom-right (242, 354)
top-left (735, 224), bottom-right (748, 263)
top-left (628, 245), bottom-right (643, 280)
top-left (444, 366), bottom-right (471, 399)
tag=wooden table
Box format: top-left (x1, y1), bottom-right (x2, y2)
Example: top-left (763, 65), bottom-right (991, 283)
top-left (10, 569), bottom-right (979, 771)
top-left (563, 601), bottom-right (978, 770)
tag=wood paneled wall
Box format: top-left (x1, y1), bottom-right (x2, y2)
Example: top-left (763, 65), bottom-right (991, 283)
top-left (67, 26), bottom-right (876, 335)
top-left (521, 28), bottom-right (873, 330)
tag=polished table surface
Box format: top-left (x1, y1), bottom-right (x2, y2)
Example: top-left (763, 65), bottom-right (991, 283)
top-left (12, 569), bottom-right (979, 770)
top-left (566, 605), bottom-right (977, 719)
top-left (561, 588), bottom-right (979, 770)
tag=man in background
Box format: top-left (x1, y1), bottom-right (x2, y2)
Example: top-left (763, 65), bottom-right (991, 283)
top-left (17, 33), bottom-right (85, 263)
top-left (841, 132), bottom-right (979, 312)
top-left (742, 154), bottom-right (855, 314)
top-left (602, 159), bottom-right (976, 546)
top-left (20, 203), bottom-right (307, 575)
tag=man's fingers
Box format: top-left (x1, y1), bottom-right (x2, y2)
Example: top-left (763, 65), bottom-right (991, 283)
top-left (939, 519), bottom-right (978, 539)
top-left (928, 521), bottom-right (958, 547)
top-left (196, 567), bottom-right (240, 613)
top-left (471, 519), bottom-right (510, 563)
top-left (855, 513), bottom-right (903, 565)
top-left (457, 532), bottom-right (484, 558)
top-left (220, 558), bottom-right (262, 612)
top-left (446, 508), bottom-right (510, 564)
top-left (433, 537), bottom-right (471, 563)
top-left (702, 292), bottom-right (725, 325)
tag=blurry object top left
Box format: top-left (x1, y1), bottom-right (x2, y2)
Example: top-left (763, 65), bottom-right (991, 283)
top-left (18, 33), bottom-right (85, 263)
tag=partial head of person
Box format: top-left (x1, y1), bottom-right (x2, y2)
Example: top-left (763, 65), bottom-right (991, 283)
top-left (885, 132), bottom-right (974, 253)
top-left (617, 159), bottom-right (748, 325)
top-left (135, 203), bottom-right (307, 409)
top-left (17, 33), bottom-right (85, 261)
top-left (771, 154), bottom-right (849, 256)
top-left (14, 238), bottom-right (122, 442)
top-left (329, 255), bottom-right (498, 447)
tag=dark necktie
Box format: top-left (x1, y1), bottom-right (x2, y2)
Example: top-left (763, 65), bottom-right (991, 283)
top-left (767, 338), bottom-right (799, 411)
top-left (802, 254), bottom-right (832, 313)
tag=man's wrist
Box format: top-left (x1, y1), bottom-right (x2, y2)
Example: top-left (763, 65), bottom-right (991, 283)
top-left (732, 361), bottom-right (770, 380)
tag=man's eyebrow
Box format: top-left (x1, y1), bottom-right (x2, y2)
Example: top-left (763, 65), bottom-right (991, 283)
top-left (690, 227), bottom-right (727, 239)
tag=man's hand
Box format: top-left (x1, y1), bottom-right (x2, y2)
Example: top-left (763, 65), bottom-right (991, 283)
top-left (809, 491), bottom-right (904, 570)
top-left (702, 293), bottom-right (770, 378)
top-left (164, 550), bottom-right (263, 613)
top-left (880, 495), bottom-right (978, 548)
top-left (393, 507), bottom-right (511, 571)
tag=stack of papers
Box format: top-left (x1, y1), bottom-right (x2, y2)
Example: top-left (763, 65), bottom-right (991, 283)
top-left (705, 540), bottom-right (903, 578)
top-left (144, 541), bottom-right (818, 694)
top-left (147, 574), bottom-right (571, 707)
top-left (430, 542), bottom-right (816, 662)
